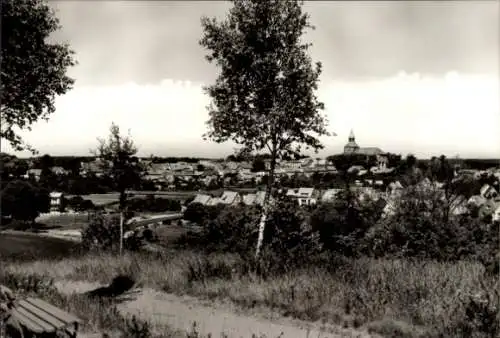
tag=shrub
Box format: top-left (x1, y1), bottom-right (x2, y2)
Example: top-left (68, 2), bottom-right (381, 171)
top-left (183, 202), bottom-right (210, 224)
top-left (263, 199), bottom-right (323, 269)
top-left (365, 182), bottom-right (499, 263)
top-left (65, 195), bottom-right (95, 212)
top-left (204, 205), bottom-right (260, 253)
top-left (310, 197), bottom-right (373, 257)
top-left (81, 212), bottom-right (124, 252)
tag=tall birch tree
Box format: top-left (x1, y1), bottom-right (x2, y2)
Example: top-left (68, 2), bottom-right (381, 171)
top-left (200, 0), bottom-right (329, 258)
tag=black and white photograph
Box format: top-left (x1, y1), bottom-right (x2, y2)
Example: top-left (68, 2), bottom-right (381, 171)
top-left (0, 0), bottom-right (499, 337)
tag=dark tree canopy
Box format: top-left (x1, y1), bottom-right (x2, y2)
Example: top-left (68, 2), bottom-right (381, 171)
top-left (1, 0), bottom-right (76, 152)
top-left (0, 180), bottom-right (50, 222)
top-left (200, 0), bottom-right (329, 158)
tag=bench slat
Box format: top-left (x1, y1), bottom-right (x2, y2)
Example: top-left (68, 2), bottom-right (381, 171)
top-left (10, 308), bottom-right (46, 333)
top-left (18, 299), bottom-right (67, 329)
top-left (14, 306), bottom-right (56, 332)
top-left (25, 297), bottom-right (82, 325)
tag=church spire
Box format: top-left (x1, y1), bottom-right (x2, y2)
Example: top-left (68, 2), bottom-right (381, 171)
top-left (348, 129), bottom-right (355, 142)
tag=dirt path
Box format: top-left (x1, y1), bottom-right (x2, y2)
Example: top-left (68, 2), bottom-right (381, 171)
top-left (55, 281), bottom-right (378, 338)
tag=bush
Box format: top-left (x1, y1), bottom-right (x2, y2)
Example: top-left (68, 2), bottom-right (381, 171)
top-left (310, 195), bottom-right (374, 257)
top-left (65, 195), bottom-right (95, 212)
top-left (263, 199), bottom-right (323, 269)
top-left (204, 205), bottom-right (260, 253)
top-left (365, 185), bottom-right (499, 262)
top-left (183, 202), bottom-right (209, 224)
top-left (184, 199), bottom-right (323, 272)
top-left (81, 212), bottom-right (124, 252)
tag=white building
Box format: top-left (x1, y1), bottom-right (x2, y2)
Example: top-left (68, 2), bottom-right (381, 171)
top-left (286, 187), bottom-right (318, 206)
top-left (49, 192), bottom-right (64, 213)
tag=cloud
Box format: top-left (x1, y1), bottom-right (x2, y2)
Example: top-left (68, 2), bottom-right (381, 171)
top-left (49, 1), bottom-right (498, 86)
top-left (2, 71), bottom-right (498, 159)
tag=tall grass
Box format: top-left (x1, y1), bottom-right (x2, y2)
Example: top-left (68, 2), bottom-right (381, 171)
top-left (2, 250), bottom-right (497, 337)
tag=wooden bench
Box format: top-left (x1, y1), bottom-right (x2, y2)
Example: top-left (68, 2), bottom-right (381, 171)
top-left (7, 297), bottom-right (82, 337)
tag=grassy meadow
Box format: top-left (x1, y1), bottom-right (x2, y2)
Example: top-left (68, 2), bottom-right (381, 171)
top-left (2, 247), bottom-right (498, 337)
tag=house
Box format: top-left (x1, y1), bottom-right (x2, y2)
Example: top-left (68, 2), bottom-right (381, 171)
top-left (347, 165), bottom-right (365, 174)
top-left (301, 158), bottom-right (314, 168)
top-left (381, 197), bottom-right (398, 218)
top-left (49, 192), bottom-right (64, 212)
top-left (468, 195), bottom-right (487, 208)
top-left (357, 169), bottom-right (368, 176)
top-left (242, 193), bottom-right (257, 206)
top-left (145, 163), bottom-right (168, 182)
top-left (243, 191), bottom-right (267, 206)
top-left (450, 196), bottom-right (470, 216)
top-left (286, 187), bottom-right (318, 206)
top-left (387, 181), bottom-right (403, 196)
top-left (480, 184), bottom-right (498, 199)
top-left (25, 168), bottom-right (42, 181)
top-left (81, 159), bottom-right (106, 177)
top-left (282, 160), bottom-right (303, 170)
top-left (220, 191), bottom-right (242, 205)
top-left (493, 204), bottom-right (500, 222)
top-left (356, 187), bottom-right (381, 203)
top-left (202, 175), bottom-right (219, 187)
top-left (314, 158), bottom-right (327, 167)
top-left (225, 161), bottom-right (240, 171)
top-left (51, 166), bottom-right (67, 175)
top-left (170, 162), bottom-right (193, 172)
top-left (238, 169), bottom-right (254, 181)
top-left (191, 194), bottom-right (212, 206)
top-left (479, 200), bottom-right (500, 221)
top-left (321, 189), bottom-right (342, 203)
top-left (239, 162), bottom-right (253, 171)
top-left (209, 191), bottom-right (242, 206)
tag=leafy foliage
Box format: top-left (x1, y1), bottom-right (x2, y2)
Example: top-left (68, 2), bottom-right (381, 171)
top-left (0, 153), bottom-right (29, 183)
top-left (65, 195), bottom-right (95, 212)
top-left (310, 199), bottom-right (373, 257)
top-left (263, 199), bottom-right (322, 268)
top-left (200, 0), bottom-right (329, 256)
top-left (81, 212), bottom-right (123, 252)
top-left (183, 202), bottom-right (211, 225)
top-left (0, 180), bottom-right (49, 222)
top-left (92, 123), bottom-right (144, 210)
top-left (200, 0), bottom-right (328, 157)
top-left (1, 0), bottom-right (76, 152)
top-left (204, 205), bottom-right (260, 253)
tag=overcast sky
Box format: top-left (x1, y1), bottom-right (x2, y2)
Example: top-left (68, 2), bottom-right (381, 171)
top-left (3, 0), bottom-right (499, 159)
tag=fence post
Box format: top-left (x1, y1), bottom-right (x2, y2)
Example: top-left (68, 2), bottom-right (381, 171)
top-left (119, 211), bottom-right (124, 256)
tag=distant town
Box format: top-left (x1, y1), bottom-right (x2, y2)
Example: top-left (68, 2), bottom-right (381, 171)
top-left (2, 130), bottom-right (499, 223)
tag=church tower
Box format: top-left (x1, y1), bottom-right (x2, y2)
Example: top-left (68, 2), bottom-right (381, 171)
top-left (343, 129), bottom-right (359, 154)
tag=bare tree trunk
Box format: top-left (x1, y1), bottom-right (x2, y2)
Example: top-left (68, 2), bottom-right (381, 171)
top-left (255, 146), bottom-right (277, 259)
top-left (119, 189), bottom-right (126, 256)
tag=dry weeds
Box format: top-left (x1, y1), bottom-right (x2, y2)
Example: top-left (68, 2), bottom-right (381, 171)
top-left (2, 250), bottom-right (497, 337)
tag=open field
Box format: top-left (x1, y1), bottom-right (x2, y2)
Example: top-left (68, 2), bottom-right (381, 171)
top-left (69, 193), bottom-right (121, 206)
top-left (0, 233), bottom-right (79, 260)
top-left (36, 212), bottom-right (90, 230)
